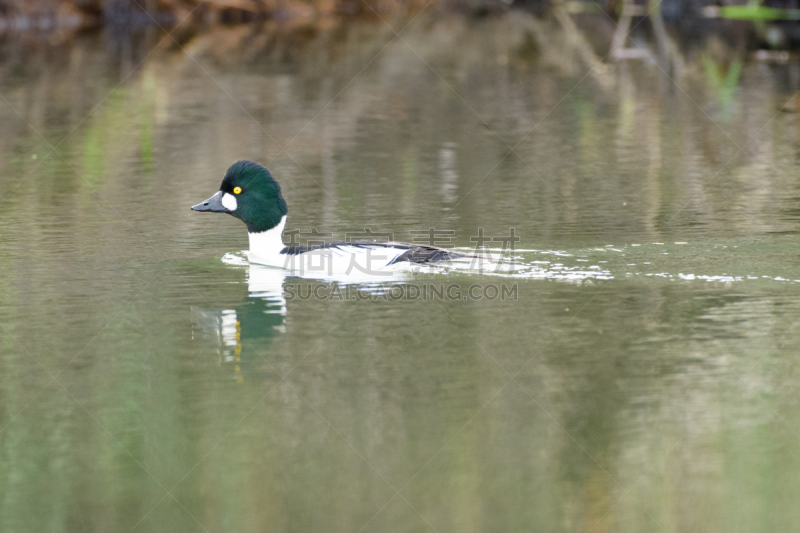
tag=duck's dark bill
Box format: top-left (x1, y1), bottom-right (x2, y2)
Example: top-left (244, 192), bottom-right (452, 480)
top-left (191, 191), bottom-right (227, 213)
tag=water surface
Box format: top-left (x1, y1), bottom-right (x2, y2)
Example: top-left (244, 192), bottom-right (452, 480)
top-left (2, 15), bottom-right (800, 532)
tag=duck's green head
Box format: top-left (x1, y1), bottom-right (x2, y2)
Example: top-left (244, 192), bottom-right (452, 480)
top-left (191, 160), bottom-right (288, 233)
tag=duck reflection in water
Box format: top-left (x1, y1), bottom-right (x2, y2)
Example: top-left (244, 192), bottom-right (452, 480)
top-left (191, 265), bottom-right (288, 383)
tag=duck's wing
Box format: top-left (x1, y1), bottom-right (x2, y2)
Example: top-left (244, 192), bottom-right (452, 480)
top-left (381, 242), bottom-right (469, 264)
top-left (279, 241), bottom-right (469, 264)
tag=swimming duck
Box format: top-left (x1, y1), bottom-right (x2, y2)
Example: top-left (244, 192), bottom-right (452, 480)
top-left (191, 160), bottom-right (468, 275)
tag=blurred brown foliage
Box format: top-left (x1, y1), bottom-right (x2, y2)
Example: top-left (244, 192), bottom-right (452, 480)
top-left (0, 0), bottom-right (444, 31)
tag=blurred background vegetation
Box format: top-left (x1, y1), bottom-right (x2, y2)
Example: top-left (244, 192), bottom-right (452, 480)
top-left (5, 0), bottom-right (800, 51)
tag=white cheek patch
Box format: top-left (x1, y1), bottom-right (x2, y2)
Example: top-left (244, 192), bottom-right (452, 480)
top-left (221, 192), bottom-right (238, 211)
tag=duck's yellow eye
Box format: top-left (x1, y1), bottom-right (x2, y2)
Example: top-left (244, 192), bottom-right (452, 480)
top-left (233, 187), bottom-right (242, 194)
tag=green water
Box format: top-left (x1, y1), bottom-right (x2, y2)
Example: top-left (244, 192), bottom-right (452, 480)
top-left (2, 14), bottom-right (800, 532)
